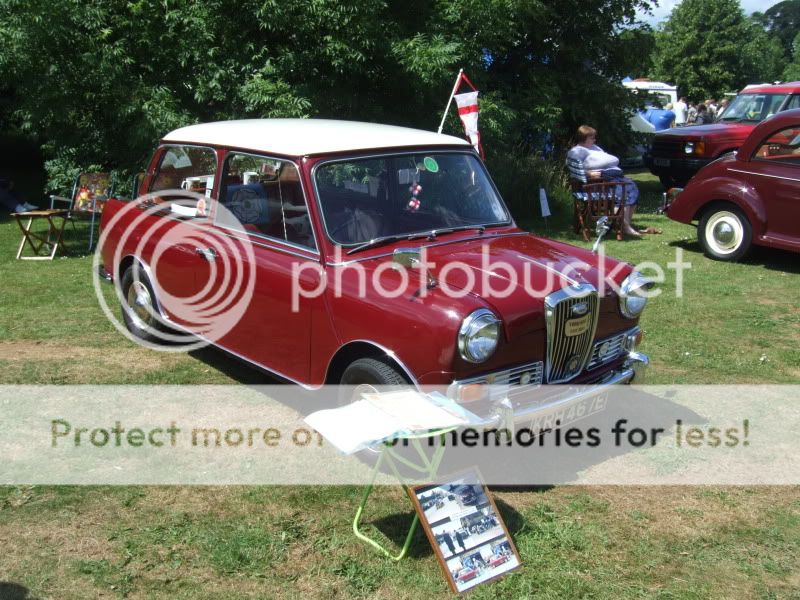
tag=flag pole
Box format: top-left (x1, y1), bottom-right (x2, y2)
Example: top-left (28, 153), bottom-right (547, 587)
top-left (437, 68), bottom-right (463, 134)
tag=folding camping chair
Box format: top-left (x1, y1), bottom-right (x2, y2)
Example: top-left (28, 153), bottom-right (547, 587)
top-left (566, 156), bottom-right (623, 242)
top-left (49, 172), bottom-right (113, 251)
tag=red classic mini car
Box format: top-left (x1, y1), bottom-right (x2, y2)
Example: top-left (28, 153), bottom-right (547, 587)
top-left (665, 108), bottom-right (800, 261)
top-left (98, 119), bottom-right (649, 419)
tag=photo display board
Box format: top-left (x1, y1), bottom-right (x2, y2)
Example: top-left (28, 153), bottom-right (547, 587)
top-left (409, 467), bottom-right (521, 593)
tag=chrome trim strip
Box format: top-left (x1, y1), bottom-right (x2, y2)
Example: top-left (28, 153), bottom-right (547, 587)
top-left (139, 211), bottom-right (321, 259)
top-left (325, 232), bottom-right (531, 266)
top-left (514, 254), bottom-right (582, 287)
top-left (728, 168), bottom-right (800, 183)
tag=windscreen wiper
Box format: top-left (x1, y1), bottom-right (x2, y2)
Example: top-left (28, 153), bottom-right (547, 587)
top-left (425, 224), bottom-right (489, 240)
top-left (346, 233), bottom-right (428, 255)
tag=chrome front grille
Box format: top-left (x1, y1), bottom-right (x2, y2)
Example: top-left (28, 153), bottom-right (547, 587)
top-left (544, 285), bottom-right (599, 383)
top-left (587, 332), bottom-right (627, 370)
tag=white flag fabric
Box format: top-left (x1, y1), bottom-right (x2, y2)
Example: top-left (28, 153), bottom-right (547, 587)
top-left (539, 188), bottom-right (551, 218)
top-left (454, 91), bottom-right (481, 153)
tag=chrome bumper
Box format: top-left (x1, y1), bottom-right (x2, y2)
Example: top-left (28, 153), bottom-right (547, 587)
top-left (475, 351), bottom-right (648, 428)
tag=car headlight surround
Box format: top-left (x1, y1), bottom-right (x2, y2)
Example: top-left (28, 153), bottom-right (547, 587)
top-left (684, 141), bottom-right (705, 155)
top-left (619, 272), bottom-right (654, 318)
top-left (458, 309), bottom-right (501, 363)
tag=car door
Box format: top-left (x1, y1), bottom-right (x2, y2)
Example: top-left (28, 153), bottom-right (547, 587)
top-left (202, 152), bottom-right (323, 382)
top-left (745, 124), bottom-right (800, 241)
top-left (142, 144), bottom-right (218, 328)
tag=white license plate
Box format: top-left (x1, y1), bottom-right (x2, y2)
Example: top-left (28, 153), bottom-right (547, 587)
top-left (653, 157), bottom-right (670, 167)
top-left (527, 392), bottom-right (608, 431)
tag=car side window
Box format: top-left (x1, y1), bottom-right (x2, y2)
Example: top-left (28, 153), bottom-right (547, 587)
top-left (215, 153), bottom-right (315, 250)
top-left (148, 145), bottom-right (217, 218)
top-left (753, 125), bottom-right (800, 165)
top-left (783, 95), bottom-right (800, 111)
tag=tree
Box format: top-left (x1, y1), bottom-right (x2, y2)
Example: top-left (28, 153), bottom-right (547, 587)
top-left (651, 0), bottom-right (783, 100)
top-left (783, 32), bottom-right (800, 81)
top-left (0, 0), bottom-right (655, 200)
top-left (753, 0), bottom-right (800, 59)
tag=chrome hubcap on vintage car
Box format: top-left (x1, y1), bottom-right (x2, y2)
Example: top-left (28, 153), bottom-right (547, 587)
top-left (127, 281), bottom-right (154, 330)
top-left (706, 211), bottom-right (743, 254)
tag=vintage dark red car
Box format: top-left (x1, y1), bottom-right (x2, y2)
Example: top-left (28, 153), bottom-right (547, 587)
top-left (665, 108), bottom-right (800, 261)
top-left (98, 119), bottom-right (650, 420)
top-left (646, 82), bottom-right (800, 188)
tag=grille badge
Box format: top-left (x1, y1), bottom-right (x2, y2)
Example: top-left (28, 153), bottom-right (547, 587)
top-left (571, 302), bottom-right (589, 317)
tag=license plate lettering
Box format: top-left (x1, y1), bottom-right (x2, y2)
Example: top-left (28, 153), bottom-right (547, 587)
top-left (653, 157), bottom-right (670, 167)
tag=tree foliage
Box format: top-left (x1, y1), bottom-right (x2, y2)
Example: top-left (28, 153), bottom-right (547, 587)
top-left (0, 0), bottom-right (654, 202)
top-left (753, 0), bottom-right (800, 59)
top-left (651, 0), bottom-right (784, 100)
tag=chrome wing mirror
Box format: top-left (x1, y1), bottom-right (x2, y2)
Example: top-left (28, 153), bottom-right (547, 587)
top-left (592, 217), bottom-right (610, 253)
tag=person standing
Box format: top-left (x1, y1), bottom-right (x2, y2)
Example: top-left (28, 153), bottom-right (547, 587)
top-left (687, 102), bottom-right (698, 125)
top-left (695, 104), bottom-right (713, 125)
top-left (442, 532), bottom-right (456, 556)
top-left (673, 96), bottom-right (688, 126)
top-left (455, 530), bottom-right (467, 552)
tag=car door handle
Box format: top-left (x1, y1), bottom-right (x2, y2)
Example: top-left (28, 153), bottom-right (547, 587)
top-left (195, 247), bottom-right (217, 261)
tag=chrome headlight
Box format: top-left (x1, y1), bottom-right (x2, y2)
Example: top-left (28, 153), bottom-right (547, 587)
top-left (619, 272), bottom-right (654, 318)
top-left (458, 309), bottom-right (500, 363)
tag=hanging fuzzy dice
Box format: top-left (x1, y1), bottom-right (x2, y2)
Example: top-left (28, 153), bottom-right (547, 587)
top-left (407, 183), bottom-right (422, 211)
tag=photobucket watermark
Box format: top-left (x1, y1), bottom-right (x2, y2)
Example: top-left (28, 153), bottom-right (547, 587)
top-left (291, 245), bottom-right (692, 312)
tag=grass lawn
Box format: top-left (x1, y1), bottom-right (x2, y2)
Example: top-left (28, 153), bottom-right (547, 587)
top-left (1, 170), bottom-right (799, 599)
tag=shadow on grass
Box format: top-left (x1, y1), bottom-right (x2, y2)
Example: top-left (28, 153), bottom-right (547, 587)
top-left (368, 500), bottom-right (526, 560)
top-left (0, 582), bottom-right (39, 600)
top-left (668, 238), bottom-right (800, 274)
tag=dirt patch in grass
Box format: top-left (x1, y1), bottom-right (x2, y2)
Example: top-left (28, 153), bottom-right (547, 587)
top-left (0, 340), bottom-right (166, 369)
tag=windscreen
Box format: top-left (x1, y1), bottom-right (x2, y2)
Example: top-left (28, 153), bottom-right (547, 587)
top-left (315, 153), bottom-right (511, 245)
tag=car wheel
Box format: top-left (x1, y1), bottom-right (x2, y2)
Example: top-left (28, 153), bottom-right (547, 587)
top-left (658, 174), bottom-right (676, 190)
top-left (698, 205), bottom-right (752, 261)
top-left (338, 357), bottom-right (409, 405)
top-left (119, 265), bottom-right (163, 343)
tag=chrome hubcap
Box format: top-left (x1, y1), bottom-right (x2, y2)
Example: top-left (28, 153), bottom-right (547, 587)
top-left (127, 281), bottom-right (154, 330)
top-left (713, 222), bottom-right (734, 245)
top-left (705, 211), bottom-right (743, 254)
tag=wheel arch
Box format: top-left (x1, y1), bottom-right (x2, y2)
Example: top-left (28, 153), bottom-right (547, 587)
top-left (691, 193), bottom-right (765, 238)
top-left (324, 340), bottom-right (418, 387)
top-left (118, 255), bottom-right (167, 319)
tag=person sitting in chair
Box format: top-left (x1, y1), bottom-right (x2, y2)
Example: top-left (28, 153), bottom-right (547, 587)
top-left (567, 125), bottom-right (641, 238)
top-left (0, 179), bottom-right (38, 213)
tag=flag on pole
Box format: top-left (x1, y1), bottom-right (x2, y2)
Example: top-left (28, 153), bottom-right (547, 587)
top-left (437, 69), bottom-right (484, 157)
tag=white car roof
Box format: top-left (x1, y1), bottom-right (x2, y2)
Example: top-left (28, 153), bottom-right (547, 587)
top-left (162, 119), bottom-right (472, 156)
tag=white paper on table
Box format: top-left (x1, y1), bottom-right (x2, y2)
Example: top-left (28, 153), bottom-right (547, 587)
top-left (361, 391), bottom-right (468, 431)
top-left (304, 392), bottom-right (470, 454)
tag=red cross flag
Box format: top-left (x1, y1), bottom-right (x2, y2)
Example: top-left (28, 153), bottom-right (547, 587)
top-left (437, 69), bottom-right (484, 157)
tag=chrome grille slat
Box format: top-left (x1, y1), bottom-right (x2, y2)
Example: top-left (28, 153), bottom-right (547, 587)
top-left (454, 361), bottom-right (544, 399)
top-left (544, 285), bottom-right (599, 383)
top-left (587, 332), bottom-right (627, 370)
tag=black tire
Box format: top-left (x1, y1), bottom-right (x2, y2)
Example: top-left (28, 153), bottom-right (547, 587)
top-left (119, 265), bottom-right (164, 343)
top-left (340, 357), bottom-right (409, 385)
top-left (658, 174), bottom-right (676, 190)
top-left (338, 357), bottom-right (410, 405)
top-left (698, 204), bottom-right (752, 262)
